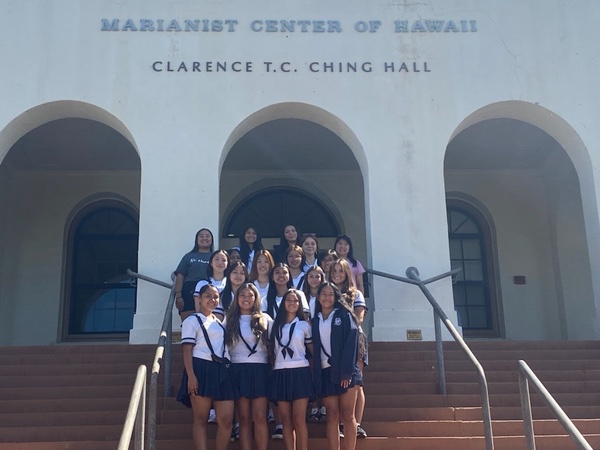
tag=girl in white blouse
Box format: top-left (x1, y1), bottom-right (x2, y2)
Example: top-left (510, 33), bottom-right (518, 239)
top-left (225, 283), bottom-right (273, 450)
top-left (268, 289), bottom-right (314, 450)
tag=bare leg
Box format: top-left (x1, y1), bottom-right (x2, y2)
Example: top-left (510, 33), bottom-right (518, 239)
top-left (340, 386), bottom-right (359, 450)
top-left (292, 398), bottom-right (310, 450)
top-left (252, 397), bottom-right (269, 450)
top-left (236, 397), bottom-right (252, 450)
top-left (355, 386), bottom-right (365, 424)
top-left (273, 402), bottom-right (282, 427)
top-left (189, 395), bottom-right (212, 450)
top-left (214, 400), bottom-right (234, 450)
top-left (321, 396), bottom-right (341, 450)
top-left (355, 360), bottom-right (365, 425)
top-left (278, 401), bottom-right (296, 450)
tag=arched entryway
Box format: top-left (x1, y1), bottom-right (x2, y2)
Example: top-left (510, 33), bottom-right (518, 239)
top-left (0, 104), bottom-right (140, 345)
top-left (444, 103), bottom-right (596, 340)
top-left (219, 108), bottom-right (368, 269)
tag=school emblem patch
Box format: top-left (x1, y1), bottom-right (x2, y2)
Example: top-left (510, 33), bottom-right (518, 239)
top-left (334, 317), bottom-right (342, 326)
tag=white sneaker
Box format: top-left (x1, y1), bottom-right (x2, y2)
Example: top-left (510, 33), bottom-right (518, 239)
top-left (230, 423), bottom-right (240, 441)
top-left (267, 408), bottom-right (275, 423)
top-left (272, 425), bottom-right (283, 439)
top-left (319, 406), bottom-right (327, 422)
top-left (208, 408), bottom-right (217, 424)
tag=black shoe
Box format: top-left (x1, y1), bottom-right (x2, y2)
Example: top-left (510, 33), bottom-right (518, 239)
top-left (356, 424), bottom-right (367, 438)
top-left (230, 423), bottom-right (240, 442)
top-left (339, 424), bottom-right (344, 438)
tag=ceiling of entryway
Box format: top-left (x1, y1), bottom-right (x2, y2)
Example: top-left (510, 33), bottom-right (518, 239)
top-left (445, 118), bottom-right (565, 170)
top-left (5, 118), bottom-right (140, 171)
top-left (224, 119), bottom-right (360, 171)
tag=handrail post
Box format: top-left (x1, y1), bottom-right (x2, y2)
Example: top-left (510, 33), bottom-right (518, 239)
top-left (165, 313), bottom-right (173, 396)
top-left (407, 267), bottom-right (447, 395)
top-left (404, 266), bottom-right (494, 450)
top-left (148, 284), bottom-right (177, 450)
top-left (518, 369), bottom-right (536, 450)
top-left (433, 312), bottom-right (447, 394)
top-left (134, 371), bottom-right (146, 450)
top-left (126, 269), bottom-right (176, 450)
top-left (118, 365), bottom-right (147, 450)
top-left (518, 360), bottom-right (593, 450)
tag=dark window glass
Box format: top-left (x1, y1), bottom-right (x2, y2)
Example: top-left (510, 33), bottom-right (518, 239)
top-left (447, 208), bottom-right (492, 331)
top-left (69, 207), bottom-right (138, 335)
top-left (223, 187), bottom-right (340, 238)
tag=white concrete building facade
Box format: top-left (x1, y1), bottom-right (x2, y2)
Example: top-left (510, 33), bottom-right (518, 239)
top-left (1, 0), bottom-right (598, 345)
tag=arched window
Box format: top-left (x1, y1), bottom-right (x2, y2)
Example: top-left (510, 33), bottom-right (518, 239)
top-left (65, 202), bottom-right (139, 339)
top-left (447, 202), bottom-right (501, 337)
top-left (223, 187), bottom-right (340, 238)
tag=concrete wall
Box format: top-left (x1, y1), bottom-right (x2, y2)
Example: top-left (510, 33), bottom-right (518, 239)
top-left (0, 169), bottom-right (139, 345)
top-left (0, 0), bottom-right (599, 343)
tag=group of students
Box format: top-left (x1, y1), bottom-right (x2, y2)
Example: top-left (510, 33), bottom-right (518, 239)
top-left (174, 225), bottom-right (368, 450)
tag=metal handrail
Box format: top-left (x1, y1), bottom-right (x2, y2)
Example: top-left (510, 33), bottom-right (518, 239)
top-left (366, 266), bottom-right (495, 450)
top-left (127, 269), bottom-right (175, 450)
top-left (118, 364), bottom-right (147, 450)
top-left (518, 360), bottom-right (593, 450)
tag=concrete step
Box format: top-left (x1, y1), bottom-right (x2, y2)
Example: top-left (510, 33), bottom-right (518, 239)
top-left (0, 344), bottom-right (154, 356)
top-left (0, 385), bottom-right (137, 401)
top-left (0, 397), bottom-right (130, 414)
top-left (155, 419), bottom-right (600, 439)
top-left (0, 373), bottom-right (139, 388)
top-left (0, 362), bottom-right (145, 377)
top-left (368, 341), bottom-right (600, 351)
top-left (0, 425), bottom-right (125, 443)
top-left (150, 434), bottom-right (600, 450)
top-left (0, 411), bottom-right (132, 427)
top-left (2, 341), bottom-right (600, 449)
top-left (366, 348), bottom-right (600, 362)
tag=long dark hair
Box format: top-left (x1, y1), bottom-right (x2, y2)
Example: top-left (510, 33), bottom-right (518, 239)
top-left (239, 226), bottom-right (264, 267)
top-left (302, 266), bottom-right (326, 299)
top-left (279, 224), bottom-right (300, 248)
top-left (225, 283), bottom-right (268, 348)
top-left (220, 261), bottom-right (248, 312)
top-left (314, 282), bottom-right (358, 325)
top-left (334, 234), bottom-right (357, 266)
top-left (206, 249), bottom-right (229, 279)
top-left (264, 263), bottom-right (293, 319)
top-left (248, 249), bottom-right (275, 282)
top-left (192, 228), bottom-right (214, 252)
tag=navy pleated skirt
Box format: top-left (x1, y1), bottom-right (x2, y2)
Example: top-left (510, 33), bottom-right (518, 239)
top-left (230, 363), bottom-right (271, 399)
top-left (176, 357), bottom-right (239, 407)
top-left (268, 366), bottom-right (314, 403)
top-left (315, 367), bottom-right (363, 398)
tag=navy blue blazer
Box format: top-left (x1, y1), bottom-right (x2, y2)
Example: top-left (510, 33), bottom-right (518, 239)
top-left (312, 307), bottom-right (359, 394)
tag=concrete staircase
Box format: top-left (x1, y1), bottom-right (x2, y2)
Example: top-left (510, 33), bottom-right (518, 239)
top-left (0, 341), bottom-right (599, 449)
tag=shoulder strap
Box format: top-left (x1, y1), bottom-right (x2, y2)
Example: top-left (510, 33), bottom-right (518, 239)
top-left (195, 315), bottom-right (226, 359)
